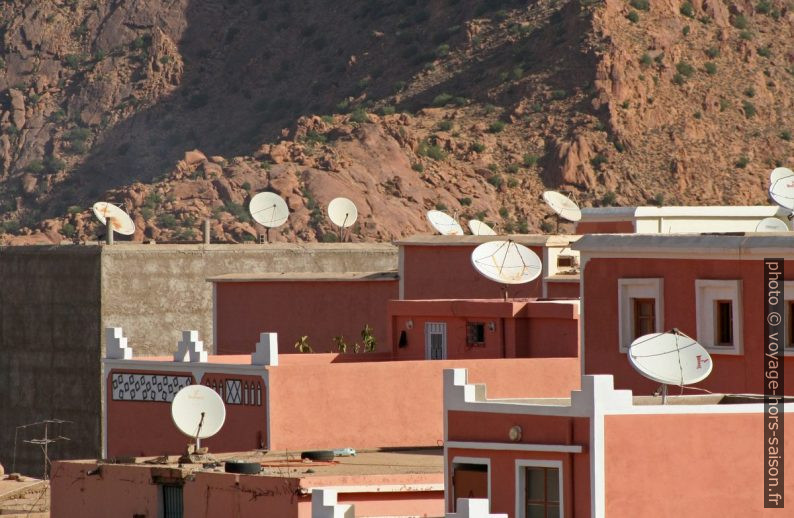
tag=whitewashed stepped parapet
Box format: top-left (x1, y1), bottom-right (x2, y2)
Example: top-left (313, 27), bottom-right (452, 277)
top-left (105, 327), bottom-right (132, 359)
top-left (447, 498), bottom-right (507, 518)
top-left (173, 330), bottom-right (208, 362)
top-left (311, 488), bottom-right (354, 518)
top-left (251, 332), bottom-right (278, 366)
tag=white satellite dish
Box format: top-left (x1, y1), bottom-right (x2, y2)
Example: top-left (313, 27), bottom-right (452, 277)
top-left (327, 197), bottom-right (358, 241)
top-left (628, 330), bottom-right (713, 403)
top-left (471, 240), bottom-right (542, 299)
top-left (249, 192), bottom-right (289, 242)
top-left (171, 384), bottom-right (226, 449)
top-left (769, 167), bottom-right (794, 218)
top-left (427, 210), bottom-right (464, 235)
top-left (468, 219), bottom-right (496, 236)
top-left (756, 217), bottom-right (789, 232)
top-left (542, 191), bottom-right (581, 232)
top-left (92, 202), bottom-right (136, 236)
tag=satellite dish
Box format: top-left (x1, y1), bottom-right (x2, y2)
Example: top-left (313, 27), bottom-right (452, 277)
top-left (471, 240), bottom-right (542, 299)
top-left (542, 191), bottom-right (581, 232)
top-left (427, 210), bottom-right (464, 235)
top-left (249, 192), bottom-right (289, 242)
top-left (171, 384), bottom-right (226, 449)
top-left (327, 197), bottom-right (358, 241)
top-left (468, 219), bottom-right (496, 236)
top-left (769, 167), bottom-right (794, 217)
top-left (92, 202), bottom-right (136, 236)
top-left (756, 217), bottom-right (789, 232)
top-left (628, 330), bottom-right (713, 403)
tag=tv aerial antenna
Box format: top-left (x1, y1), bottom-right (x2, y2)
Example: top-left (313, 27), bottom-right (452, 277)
top-left (627, 329), bottom-right (713, 404)
top-left (327, 197), bottom-right (358, 242)
top-left (427, 210), bottom-right (464, 235)
top-left (14, 419), bottom-right (71, 479)
top-left (468, 219), bottom-right (497, 236)
top-left (171, 384), bottom-right (226, 462)
top-left (92, 202), bottom-right (136, 241)
top-left (542, 191), bottom-right (581, 233)
top-left (249, 191), bottom-right (290, 242)
top-left (470, 239), bottom-right (542, 300)
top-left (768, 167), bottom-right (794, 221)
top-left (755, 217), bottom-right (789, 232)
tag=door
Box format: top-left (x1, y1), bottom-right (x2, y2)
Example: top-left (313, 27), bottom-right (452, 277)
top-left (425, 322), bottom-right (447, 360)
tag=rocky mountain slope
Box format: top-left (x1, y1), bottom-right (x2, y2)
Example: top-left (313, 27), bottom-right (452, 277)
top-left (0, 0), bottom-right (792, 243)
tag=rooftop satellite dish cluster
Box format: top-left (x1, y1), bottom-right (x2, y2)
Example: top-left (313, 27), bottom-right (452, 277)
top-left (767, 166), bottom-right (794, 230)
top-left (91, 192), bottom-right (362, 242)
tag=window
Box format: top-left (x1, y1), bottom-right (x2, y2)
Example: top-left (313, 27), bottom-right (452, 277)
top-left (788, 301), bottom-right (794, 350)
top-left (618, 278), bottom-right (663, 351)
top-left (466, 322), bottom-right (485, 346)
top-left (632, 298), bottom-right (656, 338)
top-left (161, 485), bottom-right (184, 518)
top-left (695, 280), bottom-right (742, 354)
top-left (556, 255), bottom-right (575, 268)
top-left (782, 283), bottom-right (794, 353)
top-left (451, 457), bottom-right (490, 512)
top-left (516, 460), bottom-right (563, 518)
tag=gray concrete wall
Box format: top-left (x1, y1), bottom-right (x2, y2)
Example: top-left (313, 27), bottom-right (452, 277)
top-left (0, 242), bottom-right (396, 475)
top-left (100, 243), bottom-right (397, 356)
top-left (0, 245), bottom-right (102, 477)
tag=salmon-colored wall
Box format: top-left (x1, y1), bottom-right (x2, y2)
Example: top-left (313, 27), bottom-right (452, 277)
top-left (106, 369), bottom-right (266, 457)
top-left (215, 280), bottom-right (397, 354)
top-left (583, 258), bottom-right (794, 394)
top-left (402, 245), bottom-right (545, 299)
top-left (266, 358), bottom-right (581, 451)
top-left (605, 412), bottom-right (794, 516)
top-left (547, 281), bottom-right (580, 298)
top-left (446, 412), bottom-right (590, 517)
top-left (574, 221), bottom-right (635, 234)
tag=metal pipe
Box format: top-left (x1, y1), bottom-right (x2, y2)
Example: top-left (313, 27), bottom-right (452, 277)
top-left (204, 219), bottom-right (211, 244)
top-left (105, 217), bottom-right (113, 245)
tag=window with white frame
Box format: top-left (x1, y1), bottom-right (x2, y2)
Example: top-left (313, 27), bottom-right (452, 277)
top-left (516, 459), bottom-right (563, 518)
top-left (451, 457), bottom-right (490, 512)
top-left (618, 278), bottom-right (664, 351)
top-left (695, 280), bottom-right (742, 354)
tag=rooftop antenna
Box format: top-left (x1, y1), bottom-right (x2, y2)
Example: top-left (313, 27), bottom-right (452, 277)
top-left (249, 191), bottom-right (290, 243)
top-left (470, 239), bottom-right (542, 300)
top-left (327, 197), bottom-right (358, 242)
top-left (427, 210), bottom-right (464, 235)
top-left (768, 167), bottom-right (794, 221)
top-left (755, 217), bottom-right (790, 232)
top-left (542, 191), bottom-right (582, 233)
top-left (627, 329), bottom-right (713, 404)
top-left (468, 219), bottom-right (497, 236)
top-left (92, 202), bottom-right (136, 241)
top-left (171, 384), bottom-right (226, 462)
top-left (14, 419), bottom-right (71, 479)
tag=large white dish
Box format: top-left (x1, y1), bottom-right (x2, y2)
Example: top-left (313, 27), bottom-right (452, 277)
top-left (542, 191), bottom-right (582, 222)
top-left (328, 197), bottom-right (358, 228)
top-left (92, 202), bottom-right (136, 235)
top-left (628, 332), bottom-right (712, 386)
top-left (171, 384), bottom-right (226, 439)
top-left (755, 217), bottom-right (789, 232)
top-left (249, 192), bottom-right (289, 228)
top-left (427, 210), bottom-right (464, 235)
top-left (769, 167), bottom-right (794, 211)
top-left (468, 219), bottom-right (496, 236)
top-left (470, 240), bottom-right (542, 284)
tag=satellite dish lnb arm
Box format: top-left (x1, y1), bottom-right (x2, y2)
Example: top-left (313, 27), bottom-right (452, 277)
top-left (194, 411), bottom-right (205, 449)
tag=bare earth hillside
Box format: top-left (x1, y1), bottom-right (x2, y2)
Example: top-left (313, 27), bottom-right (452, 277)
top-left (0, 0), bottom-right (792, 243)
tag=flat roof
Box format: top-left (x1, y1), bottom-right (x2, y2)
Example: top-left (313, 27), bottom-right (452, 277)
top-left (207, 270), bottom-right (399, 283)
top-left (573, 233), bottom-right (794, 256)
top-left (394, 234), bottom-right (579, 247)
top-left (79, 448), bottom-right (443, 482)
top-left (580, 206), bottom-right (786, 222)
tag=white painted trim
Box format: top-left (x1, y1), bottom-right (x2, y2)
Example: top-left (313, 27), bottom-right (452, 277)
top-left (447, 441), bottom-right (582, 453)
top-left (515, 459), bottom-right (564, 518)
top-left (398, 245), bottom-right (405, 300)
top-left (103, 358), bottom-right (265, 375)
top-left (303, 483), bottom-right (444, 494)
top-left (695, 279), bottom-right (743, 355)
top-left (617, 278), bottom-right (663, 352)
top-left (451, 456), bottom-right (492, 513)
